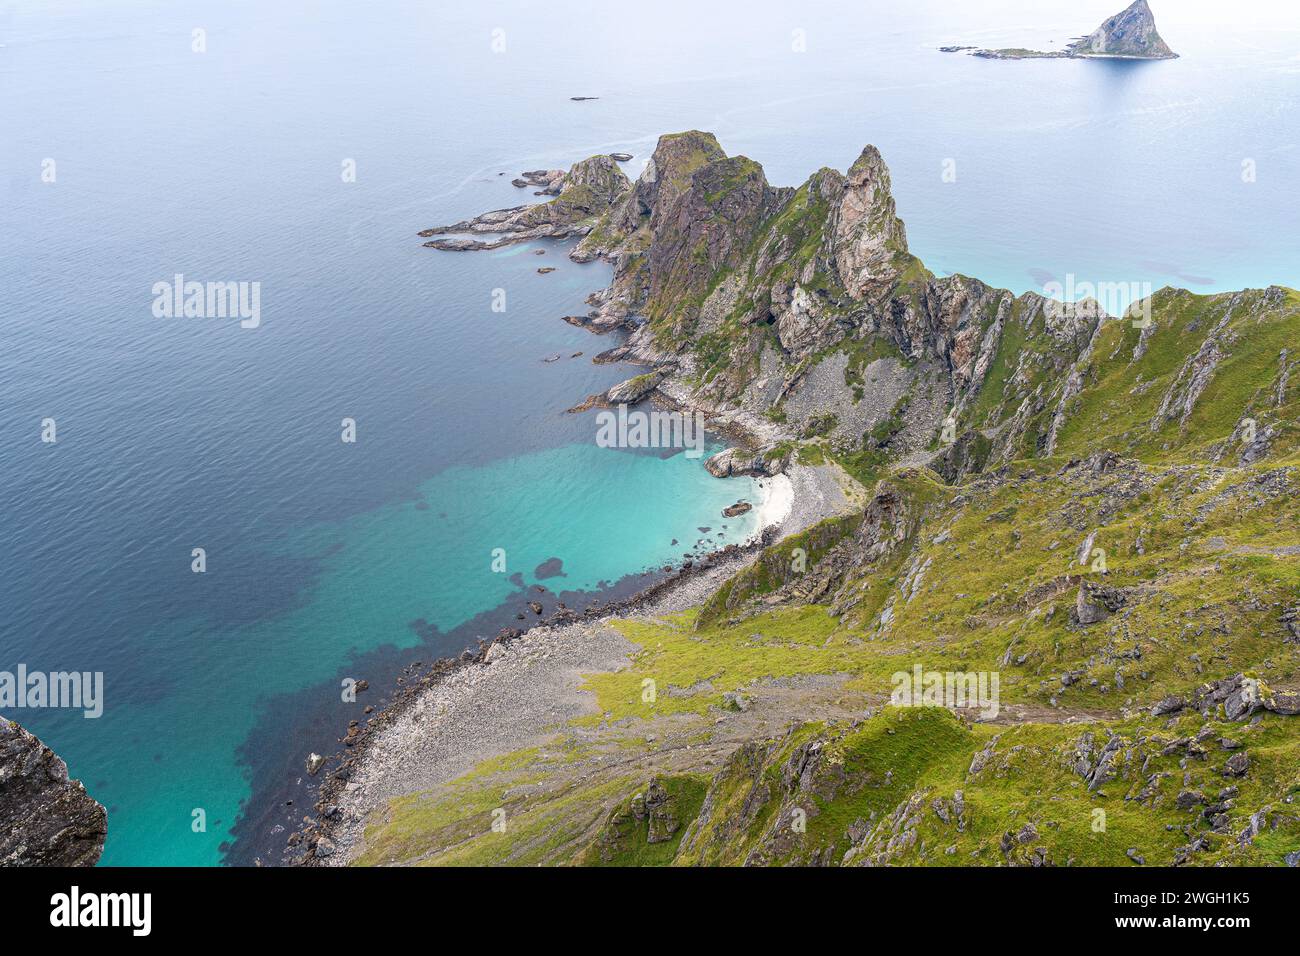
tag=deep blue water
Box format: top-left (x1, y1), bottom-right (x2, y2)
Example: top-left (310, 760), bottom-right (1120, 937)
top-left (1, 0), bottom-right (1297, 865)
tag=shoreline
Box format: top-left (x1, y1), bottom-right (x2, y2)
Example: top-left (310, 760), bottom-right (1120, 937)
top-left (299, 459), bottom-right (857, 865)
top-left (290, 221), bottom-right (853, 865)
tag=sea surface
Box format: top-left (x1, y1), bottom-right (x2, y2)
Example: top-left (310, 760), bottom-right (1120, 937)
top-left (1, 0), bottom-right (1297, 865)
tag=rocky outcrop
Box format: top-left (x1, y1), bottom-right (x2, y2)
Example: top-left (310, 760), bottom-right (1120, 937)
top-left (606, 368), bottom-right (669, 405)
top-left (419, 154), bottom-right (631, 250)
top-left (1073, 581), bottom-right (1127, 625)
top-left (581, 777), bottom-right (688, 863)
top-left (704, 447), bottom-right (785, 478)
top-left (829, 146), bottom-right (912, 300)
top-left (1, 719), bottom-right (106, 866)
top-left (515, 168), bottom-right (565, 194)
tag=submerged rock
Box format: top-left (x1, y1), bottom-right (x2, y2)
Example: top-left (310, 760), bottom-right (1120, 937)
top-left (534, 557), bottom-right (566, 580)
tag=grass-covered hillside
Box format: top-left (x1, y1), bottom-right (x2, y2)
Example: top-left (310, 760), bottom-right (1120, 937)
top-left (353, 439), bottom-right (1300, 866)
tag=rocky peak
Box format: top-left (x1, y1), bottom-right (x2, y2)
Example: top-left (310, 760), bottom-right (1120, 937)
top-left (1068, 0), bottom-right (1177, 59)
top-left (829, 145), bottom-right (912, 300)
top-left (653, 157), bottom-right (775, 278)
top-left (637, 130), bottom-right (727, 223)
top-left (560, 154), bottom-right (632, 211)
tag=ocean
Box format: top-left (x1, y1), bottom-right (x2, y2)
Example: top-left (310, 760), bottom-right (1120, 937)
top-left (1, 0), bottom-right (1296, 864)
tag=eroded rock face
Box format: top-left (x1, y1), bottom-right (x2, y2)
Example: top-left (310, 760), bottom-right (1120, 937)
top-left (1068, 0), bottom-right (1177, 59)
top-left (1151, 307), bottom-right (1234, 431)
top-left (829, 146), bottom-right (911, 301)
top-left (571, 134), bottom-right (1112, 447)
top-left (0, 718), bottom-right (106, 866)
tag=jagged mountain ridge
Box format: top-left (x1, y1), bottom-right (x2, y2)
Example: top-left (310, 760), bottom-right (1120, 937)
top-left (428, 131), bottom-right (1295, 485)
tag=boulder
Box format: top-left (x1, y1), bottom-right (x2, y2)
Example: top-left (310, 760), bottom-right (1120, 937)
top-left (1074, 581), bottom-right (1126, 625)
top-left (1222, 752), bottom-right (1250, 777)
top-left (1281, 606), bottom-right (1300, 643)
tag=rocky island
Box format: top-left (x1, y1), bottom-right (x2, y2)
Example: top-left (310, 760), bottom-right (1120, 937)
top-left (289, 127), bottom-right (1300, 868)
top-left (948, 0), bottom-right (1178, 61)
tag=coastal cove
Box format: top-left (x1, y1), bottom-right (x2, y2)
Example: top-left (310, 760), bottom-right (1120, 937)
top-left (225, 444), bottom-right (776, 865)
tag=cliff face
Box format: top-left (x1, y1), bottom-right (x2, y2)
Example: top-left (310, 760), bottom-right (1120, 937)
top-left (560, 132), bottom-right (1108, 478)
top-left (1069, 0), bottom-right (1178, 59)
top-left (1, 718), bottom-right (107, 866)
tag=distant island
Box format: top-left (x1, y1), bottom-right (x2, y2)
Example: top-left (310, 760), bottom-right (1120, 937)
top-left (943, 0), bottom-right (1178, 61)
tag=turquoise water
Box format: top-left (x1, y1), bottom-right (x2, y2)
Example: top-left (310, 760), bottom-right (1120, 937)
top-left (23, 444), bottom-right (756, 865)
top-left (1, 0), bottom-right (1296, 865)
